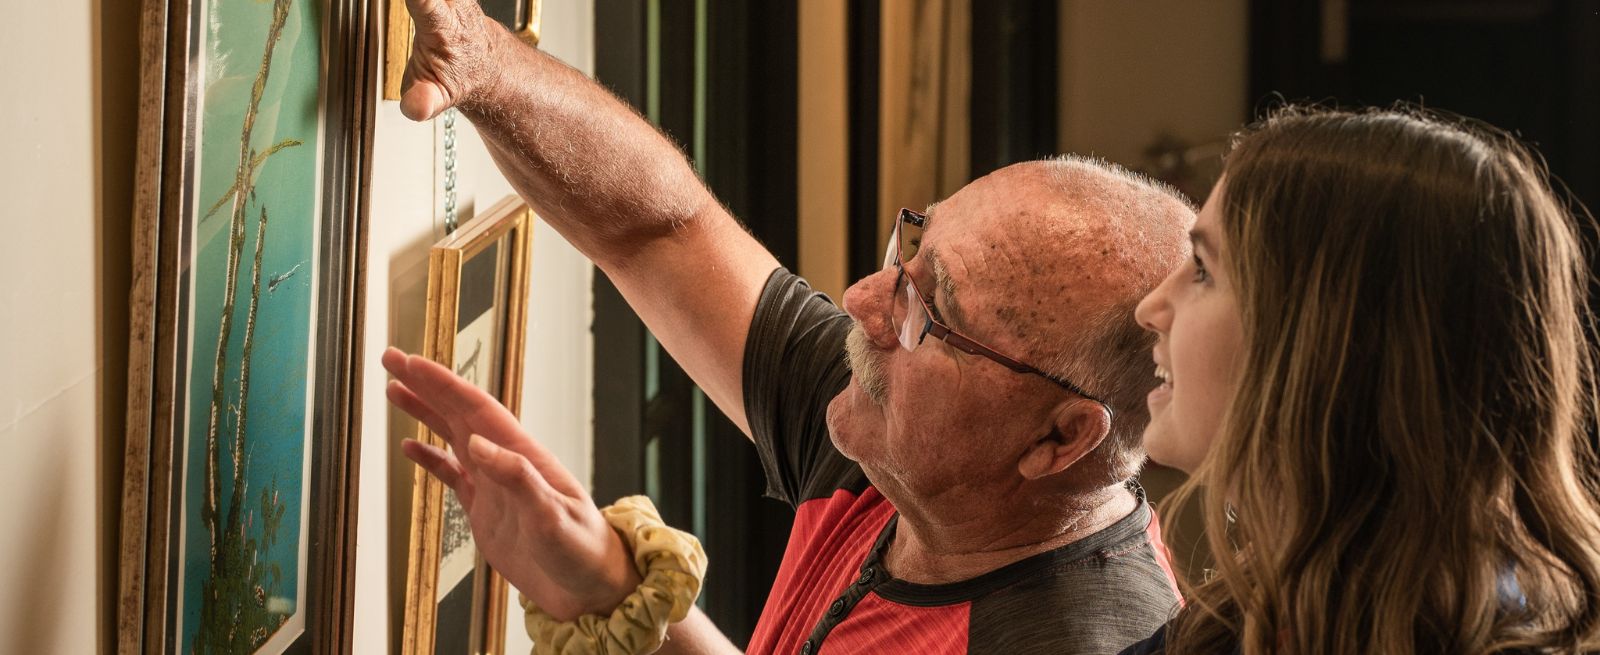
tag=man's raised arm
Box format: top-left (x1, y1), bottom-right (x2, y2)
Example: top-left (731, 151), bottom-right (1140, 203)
top-left (400, 0), bottom-right (778, 436)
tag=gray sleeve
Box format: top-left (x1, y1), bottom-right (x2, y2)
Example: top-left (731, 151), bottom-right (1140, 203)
top-left (967, 543), bottom-right (1180, 655)
top-left (741, 268), bottom-right (863, 507)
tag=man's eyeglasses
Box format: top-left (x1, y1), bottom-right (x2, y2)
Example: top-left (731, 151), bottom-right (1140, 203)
top-left (884, 208), bottom-right (1111, 412)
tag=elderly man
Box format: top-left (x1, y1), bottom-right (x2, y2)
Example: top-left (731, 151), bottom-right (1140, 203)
top-left (385, 0), bottom-right (1195, 652)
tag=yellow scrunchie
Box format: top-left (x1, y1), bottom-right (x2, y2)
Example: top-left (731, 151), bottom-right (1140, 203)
top-left (522, 495), bottom-right (708, 655)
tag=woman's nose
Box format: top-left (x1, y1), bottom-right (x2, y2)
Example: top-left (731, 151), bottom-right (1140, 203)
top-left (1135, 269), bottom-right (1175, 335)
top-left (842, 268), bottom-right (902, 351)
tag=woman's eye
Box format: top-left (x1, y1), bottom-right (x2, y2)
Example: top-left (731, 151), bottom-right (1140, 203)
top-left (1191, 255), bottom-right (1211, 284)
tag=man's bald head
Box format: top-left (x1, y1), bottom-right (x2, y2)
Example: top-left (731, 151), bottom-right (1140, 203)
top-left (831, 155), bottom-right (1194, 501)
top-left (945, 156), bottom-right (1195, 480)
top-left (1037, 156), bottom-right (1194, 478)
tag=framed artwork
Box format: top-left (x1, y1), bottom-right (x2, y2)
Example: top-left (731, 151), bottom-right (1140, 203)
top-left (383, 0), bottom-right (542, 100)
top-left (117, 0), bottom-right (374, 652)
top-left (401, 195), bottom-right (534, 655)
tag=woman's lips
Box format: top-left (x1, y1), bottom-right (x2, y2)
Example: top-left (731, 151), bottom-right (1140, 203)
top-left (1147, 381), bottom-right (1172, 408)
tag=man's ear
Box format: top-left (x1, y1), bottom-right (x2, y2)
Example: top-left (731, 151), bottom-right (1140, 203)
top-left (1017, 399), bottom-right (1111, 481)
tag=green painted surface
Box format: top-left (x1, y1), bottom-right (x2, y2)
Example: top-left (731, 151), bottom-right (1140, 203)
top-left (178, 0), bottom-right (324, 651)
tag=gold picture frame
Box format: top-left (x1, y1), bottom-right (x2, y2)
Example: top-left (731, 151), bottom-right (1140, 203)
top-left (401, 195), bottom-right (535, 655)
top-left (384, 0), bottom-right (543, 100)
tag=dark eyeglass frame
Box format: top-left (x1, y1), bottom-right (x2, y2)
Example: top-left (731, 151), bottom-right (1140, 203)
top-left (886, 207), bottom-right (1112, 412)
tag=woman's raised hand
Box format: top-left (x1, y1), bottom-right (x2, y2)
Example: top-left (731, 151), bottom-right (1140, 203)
top-left (383, 347), bottom-right (641, 621)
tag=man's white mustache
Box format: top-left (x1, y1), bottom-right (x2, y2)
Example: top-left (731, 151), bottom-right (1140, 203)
top-left (845, 324), bottom-right (889, 405)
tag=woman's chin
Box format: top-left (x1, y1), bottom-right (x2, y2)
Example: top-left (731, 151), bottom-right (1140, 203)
top-left (1141, 420), bottom-right (1193, 474)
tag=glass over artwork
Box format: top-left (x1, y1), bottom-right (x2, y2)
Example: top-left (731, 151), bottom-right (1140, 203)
top-left (435, 238), bottom-right (510, 655)
top-left (173, 0), bottom-right (324, 651)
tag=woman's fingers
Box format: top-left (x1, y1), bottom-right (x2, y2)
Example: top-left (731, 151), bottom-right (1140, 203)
top-left (401, 438), bottom-right (467, 492)
top-left (466, 434), bottom-right (556, 500)
top-left (469, 421), bottom-right (587, 501)
top-left (393, 352), bottom-right (532, 451)
top-left (515, 438), bottom-right (590, 501)
top-left (385, 348), bottom-right (508, 447)
top-left (387, 380), bottom-right (460, 445)
top-left (391, 350), bottom-right (512, 423)
top-left (381, 346), bottom-right (413, 380)
top-left (385, 347), bottom-right (588, 500)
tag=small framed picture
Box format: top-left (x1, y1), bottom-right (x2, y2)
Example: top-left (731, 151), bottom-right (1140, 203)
top-left (401, 195), bottom-right (535, 655)
top-left (117, 0), bottom-right (373, 651)
top-left (385, 0), bottom-right (542, 100)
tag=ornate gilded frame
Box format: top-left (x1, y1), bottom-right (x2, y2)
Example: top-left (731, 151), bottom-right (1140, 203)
top-left (401, 195), bottom-right (534, 655)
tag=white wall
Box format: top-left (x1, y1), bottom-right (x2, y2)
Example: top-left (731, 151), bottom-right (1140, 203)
top-left (354, 2), bottom-right (596, 653)
top-left (0, 0), bottom-right (104, 644)
top-left (0, 0), bottom-right (137, 650)
top-left (1058, 0), bottom-right (1248, 171)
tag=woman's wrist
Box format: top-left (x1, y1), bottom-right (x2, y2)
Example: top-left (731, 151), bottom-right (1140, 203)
top-left (575, 524), bottom-right (645, 617)
top-left (522, 496), bottom-right (708, 655)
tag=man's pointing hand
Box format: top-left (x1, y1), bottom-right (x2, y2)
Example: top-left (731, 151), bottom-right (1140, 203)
top-left (399, 0), bottom-right (502, 121)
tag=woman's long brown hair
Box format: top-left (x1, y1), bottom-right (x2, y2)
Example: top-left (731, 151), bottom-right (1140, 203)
top-left (1163, 107), bottom-right (1600, 653)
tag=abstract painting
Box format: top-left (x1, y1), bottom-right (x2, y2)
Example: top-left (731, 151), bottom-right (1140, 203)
top-left (119, 0), bottom-right (372, 651)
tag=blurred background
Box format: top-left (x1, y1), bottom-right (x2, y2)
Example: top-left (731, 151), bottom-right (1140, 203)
top-left (586, 0), bottom-right (1600, 646)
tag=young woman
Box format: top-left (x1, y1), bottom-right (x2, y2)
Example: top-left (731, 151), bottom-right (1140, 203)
top-left (1126, 107), bottom-right (1600, 653)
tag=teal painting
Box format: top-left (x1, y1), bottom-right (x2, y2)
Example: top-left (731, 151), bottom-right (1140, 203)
top-left (175, 0), bottom-right (324, 651)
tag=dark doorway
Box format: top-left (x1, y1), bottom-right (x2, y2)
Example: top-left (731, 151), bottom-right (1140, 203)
top-left (1250, 0), bottom-right (1600, 453)
top-left (1250, 0), bottom-right (1599, 215)
top-left (592, 0), bottom-right (796, 646)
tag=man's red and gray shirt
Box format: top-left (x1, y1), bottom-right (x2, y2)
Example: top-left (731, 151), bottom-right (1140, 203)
top-left (741, 269), bottom-right (1182, 655)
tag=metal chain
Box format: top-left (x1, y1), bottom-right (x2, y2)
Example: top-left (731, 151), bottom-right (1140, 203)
top-left (442, 107), bottom-right (460, 234)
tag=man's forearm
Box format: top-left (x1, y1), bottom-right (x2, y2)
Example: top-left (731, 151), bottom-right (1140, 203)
top-left (445, 19), bottom-right (777, 432)
top-left (654, 607), bottom-right (744, 655)
top-left (460, 23), bottom-right (718, 268)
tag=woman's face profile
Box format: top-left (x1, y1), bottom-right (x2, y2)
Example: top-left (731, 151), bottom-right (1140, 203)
top-left (1134, 179), bottom-right (1244, 474)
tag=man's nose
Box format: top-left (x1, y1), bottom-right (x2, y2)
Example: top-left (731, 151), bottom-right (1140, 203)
top-left (841, 269), bottom-right (901, 351)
